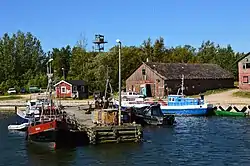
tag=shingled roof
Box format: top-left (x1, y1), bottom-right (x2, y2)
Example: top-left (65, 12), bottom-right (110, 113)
top-left (145, 62), bottom-right (233, 80)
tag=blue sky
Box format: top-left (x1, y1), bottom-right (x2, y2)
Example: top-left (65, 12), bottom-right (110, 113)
top-left (0, 0), bottom-right (249, 53)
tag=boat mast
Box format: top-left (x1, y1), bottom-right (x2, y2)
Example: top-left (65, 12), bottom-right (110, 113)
top-left (46, 58), bottom-right (53, 119)
top-left (181, 74), bottom-right (184, 96)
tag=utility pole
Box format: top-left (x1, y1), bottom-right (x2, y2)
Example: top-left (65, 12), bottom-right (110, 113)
top-left (116, 39), bottom-right (122, 126)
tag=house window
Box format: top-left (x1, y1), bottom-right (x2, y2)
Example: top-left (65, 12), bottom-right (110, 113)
top-left (61, 86), bottom-right (66, 94)
top-left (142, 69), bottom-right (145, 75)
top-left (73, 86), bottom-right (77, 92)
top-left (243, 63), bottom-right (250, 69)
top-left (243, 76), bottom-right (248, 83)
top-left (81, 86), bottom-right (85, 92)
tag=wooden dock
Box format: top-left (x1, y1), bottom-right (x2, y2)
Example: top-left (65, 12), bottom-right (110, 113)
top-left (65, 106), bottom-right (143, 145)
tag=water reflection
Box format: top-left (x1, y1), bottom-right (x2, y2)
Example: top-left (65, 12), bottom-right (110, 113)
top-left (26, 144), bottom-right (77, 166)
top-left (2, 113), bottom-right (250, 165)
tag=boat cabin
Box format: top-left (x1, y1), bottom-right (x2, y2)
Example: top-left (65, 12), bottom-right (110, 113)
top-left (121, 91), bottom-right (144, 99)
top-left (167, 95), bottom-right (204, 106)
top-left (143, 105), bottom-right (164, 117)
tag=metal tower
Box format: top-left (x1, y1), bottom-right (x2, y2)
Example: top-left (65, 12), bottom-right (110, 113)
top-left (93, 34), bottom-right (108, 52)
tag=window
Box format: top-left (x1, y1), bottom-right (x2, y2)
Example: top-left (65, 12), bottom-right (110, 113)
top-left (142, 69), bottom-right (145, 75)
top-left (73, 86), bottom-right (77, 92)
top-left (61, 86), bottom-right (66, 93)
top-left (243, 63), bottom-right (250, 69)
top-left (243, 76), bottom-right (248, 83)
top-left (81, 86), bottom-right (85, 92)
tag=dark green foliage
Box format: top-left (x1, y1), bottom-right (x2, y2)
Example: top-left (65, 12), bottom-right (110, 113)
top-left (0, 31), bottom-right (47, 92)
top-left (0, 31), bottom-right (243, 93)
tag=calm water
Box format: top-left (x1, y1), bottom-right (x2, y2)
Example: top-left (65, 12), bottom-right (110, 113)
top-left (0, 112), bottom-right (250, 166)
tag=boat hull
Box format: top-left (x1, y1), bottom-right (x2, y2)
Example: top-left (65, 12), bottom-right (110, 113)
top-left (214, 110), bottom-right (246, 117)
top-left (27, 120), bottom-right (68, 148)
top-left (26, 120), bottom-right (89, 148)
top-left (16, 115), bottom-right (29, 123)
top-left (8, 123), bottom-right (29, 131)
top-left (161, 106), bottom-right (208, 116)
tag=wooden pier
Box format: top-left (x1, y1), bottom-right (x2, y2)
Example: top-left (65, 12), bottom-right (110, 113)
top-left (65, 106), bottom-right (143, 145)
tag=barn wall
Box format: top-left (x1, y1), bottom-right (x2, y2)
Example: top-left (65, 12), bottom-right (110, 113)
top-left (165, 79), bottom-right (234, 95)
top-left (126, 63), bottom-right (234, 97)
top-left (126, 63), bottom-right (165, 97)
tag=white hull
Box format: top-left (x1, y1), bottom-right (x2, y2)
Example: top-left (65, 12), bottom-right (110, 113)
top-left (8, 123), bottom-right (29, 131)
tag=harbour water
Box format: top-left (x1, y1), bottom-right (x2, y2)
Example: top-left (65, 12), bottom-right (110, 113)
top-left (0, 112), bottom-right (250, 166)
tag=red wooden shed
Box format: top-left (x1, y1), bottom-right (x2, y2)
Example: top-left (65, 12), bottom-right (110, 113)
top-left (54, 80), bottom-right (88, 99)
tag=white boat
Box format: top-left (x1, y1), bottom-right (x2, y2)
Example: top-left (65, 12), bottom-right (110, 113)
top-left (17, 98), bottom-right (48, 122)
top-left (8, 123), bottom-right (29, 131)
top-left (114, 97), bottom-right (152, 109)
top-left (121, 91), bottom-right (144, 99)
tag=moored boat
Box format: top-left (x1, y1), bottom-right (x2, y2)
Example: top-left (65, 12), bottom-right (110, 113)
top-left (8, 122), bottom-right (29, 131)
top-left (160, 75), bottom-right (213, 116)
top-left (160, 94), bottom-right (213, 116)
top-left (131, 104), bottom-right (175, 126)
top-left (16, 97), bottom-right (48, 123)
top-left (214, 110), bottom-right (246, 117)
top-left (26, 59), bottom-right (80, 149)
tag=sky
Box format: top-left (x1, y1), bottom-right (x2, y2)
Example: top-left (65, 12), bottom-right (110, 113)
top-left (0, 0), bottom-right (249, 53)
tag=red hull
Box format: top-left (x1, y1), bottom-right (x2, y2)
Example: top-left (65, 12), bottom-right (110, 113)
top-left (28, 120), bottom-right (57, 135)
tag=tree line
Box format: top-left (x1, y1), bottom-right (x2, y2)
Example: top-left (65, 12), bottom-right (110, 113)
top-left (0, 31), bottom-right (243, 93)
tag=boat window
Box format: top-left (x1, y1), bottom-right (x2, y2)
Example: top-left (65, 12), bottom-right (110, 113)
top-left (169, 97), bottom-right (175, 102)
top-left (30, 102), bottom-right (36, 106)
top-left (151, 107), bottom-right (163, 116)
top-left (129, 92), bottom-right (132, 95)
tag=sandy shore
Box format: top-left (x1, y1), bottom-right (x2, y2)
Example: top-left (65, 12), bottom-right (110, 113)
top-left (0, 88), bottom-right (249, 111)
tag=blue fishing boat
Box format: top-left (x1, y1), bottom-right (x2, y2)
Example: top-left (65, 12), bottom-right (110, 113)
top-left (160, 94), bottom-right (213, 116)
top-left (160, 75), bottom-right (213, 116)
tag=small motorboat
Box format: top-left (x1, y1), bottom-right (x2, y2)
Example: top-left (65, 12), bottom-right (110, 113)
top-left (131, 104), bottom-right (175, 126)
top-left (8, 122), bottom-right (29, 131)
top-left (214, 110), bottom-right (246, 117)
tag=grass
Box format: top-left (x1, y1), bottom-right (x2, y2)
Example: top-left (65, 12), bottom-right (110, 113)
top-left (188, 88), bottom-right (234, 97)
top-left (0, 95), bottom-right (23, 100)
top-left (232, 91), bottom-right (250, 98)
top-left (234, 81), bottom-right (239, 87)
top-left (202, 88), bottom-right (233, 95)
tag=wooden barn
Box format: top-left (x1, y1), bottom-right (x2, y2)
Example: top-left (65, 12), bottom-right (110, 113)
top-left (126, 62), bottom-right (234, 98)
top-left (237, 52), bottom-right (250, 90)
top-left (54, 80), bottom-right (88, 99)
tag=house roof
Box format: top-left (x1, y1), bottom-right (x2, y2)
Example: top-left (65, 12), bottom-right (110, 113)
top-left (234, 52), bottom-right (250, 64)
top-left (54, 80), bottom-right (86, 87)
top-left (67, 80), bottom-right (86, 86)
top-left (144, 62), bottom-right (233, 80)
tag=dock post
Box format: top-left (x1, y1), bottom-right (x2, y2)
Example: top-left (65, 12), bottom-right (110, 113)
top-left (15, 106), bottom-right (17, 112)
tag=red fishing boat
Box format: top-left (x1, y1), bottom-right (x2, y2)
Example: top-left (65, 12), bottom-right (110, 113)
top-left (26, 59), bottom-right (79, 149)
